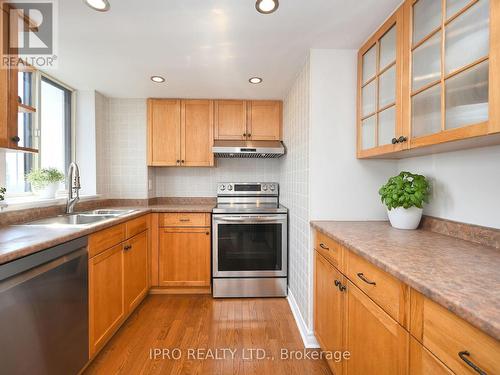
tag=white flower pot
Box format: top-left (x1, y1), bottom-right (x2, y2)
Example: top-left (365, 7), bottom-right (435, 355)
top-left (33, 182), bottom-right (59, 199)
top-left (387, 206), bottom-right (423, 230)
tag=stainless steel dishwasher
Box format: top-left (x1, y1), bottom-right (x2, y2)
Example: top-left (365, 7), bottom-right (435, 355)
top-left (0, 236), bottom-right (89, 375)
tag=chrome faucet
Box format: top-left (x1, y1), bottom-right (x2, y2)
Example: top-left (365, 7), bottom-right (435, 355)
top-left (66, 162), bottom-right (81, 214)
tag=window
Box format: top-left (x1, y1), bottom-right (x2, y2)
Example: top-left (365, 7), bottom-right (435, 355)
top-left (5, 73), bottom-right (73, 196)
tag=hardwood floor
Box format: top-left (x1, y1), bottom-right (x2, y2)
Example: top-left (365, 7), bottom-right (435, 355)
top-left (85, 295), bottom-right (332, 375)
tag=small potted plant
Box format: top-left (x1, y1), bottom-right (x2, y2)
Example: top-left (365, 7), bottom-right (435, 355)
top-left (26, 168), bottom-right (65, 199)
top-left (379, 171), bottom-right (430, 230)
top-left (0, 186), bottom-right (7, 210)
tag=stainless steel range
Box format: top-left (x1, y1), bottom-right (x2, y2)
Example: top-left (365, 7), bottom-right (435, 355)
top-left (212, 182), bottom-right (288, 298)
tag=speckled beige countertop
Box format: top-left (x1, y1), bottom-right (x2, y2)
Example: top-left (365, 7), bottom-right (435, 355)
top-left (311, 221), bottom-right (500, 341)
top-left (0, 203), bottom-right (215, 265)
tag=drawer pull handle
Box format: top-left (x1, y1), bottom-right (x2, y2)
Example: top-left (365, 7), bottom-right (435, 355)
top-left (124, 244), bottom-right (132, 251)
top-left (458, 351), bottom-right (487, 375)
top-left (334, 279), bottom-right (346, 292)
top-left (357, 272), bottom-right (376, 285)
top-left (319, 243), bottom-right (330, 251)
top-left (179, 218), bottom-right (191, 222)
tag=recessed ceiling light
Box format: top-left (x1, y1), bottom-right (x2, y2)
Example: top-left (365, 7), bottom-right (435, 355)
top-left (151, 76), bottom-right (166, 83)
top-left (84, 0), bottom-right (110, 12)
top-left (255, 0), bottom-right (279, 14)
top-left (249, 77), bottom-right (263, 84)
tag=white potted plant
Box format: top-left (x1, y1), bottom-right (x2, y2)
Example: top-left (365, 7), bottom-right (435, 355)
top-left (26, 168), bottom-right (65, 199)
top-left (378, 171), bottom-right (430, 230)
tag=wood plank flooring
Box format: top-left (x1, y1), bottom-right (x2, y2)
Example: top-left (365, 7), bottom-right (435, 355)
top-left (85, 295), bottom-right (332, 375)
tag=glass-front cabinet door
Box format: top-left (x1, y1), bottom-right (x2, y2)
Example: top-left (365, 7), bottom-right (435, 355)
top-left (408, 0), bottom-right (498, 148)
top-left (357, 6), bottom-right (406, 158)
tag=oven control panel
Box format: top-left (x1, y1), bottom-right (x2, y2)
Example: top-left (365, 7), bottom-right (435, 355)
top-left (217, 182), bottom-right (279, 195)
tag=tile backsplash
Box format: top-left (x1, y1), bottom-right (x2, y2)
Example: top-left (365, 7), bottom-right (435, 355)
top-left (155, 158), bottom-right (281, 197)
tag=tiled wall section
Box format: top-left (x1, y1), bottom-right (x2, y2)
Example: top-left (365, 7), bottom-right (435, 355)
top-left (98, 98), bottom-right (148, 199)
top-left (279, 58), bottom-right (311, 327)
top-left (95, 92), bottom-right (109, 197)
top-left (155, 158), bottom-right (280, 197)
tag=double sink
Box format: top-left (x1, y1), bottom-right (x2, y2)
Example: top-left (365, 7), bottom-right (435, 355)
top-left (21, 209), bottom-right (138, 227)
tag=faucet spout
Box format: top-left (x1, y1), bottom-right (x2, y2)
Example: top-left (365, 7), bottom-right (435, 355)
top-left (66, 162), bottom-right (81, 214)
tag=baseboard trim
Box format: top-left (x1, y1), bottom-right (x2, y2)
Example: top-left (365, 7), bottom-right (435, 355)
top-left (287, 288), bottom-right (319, 348)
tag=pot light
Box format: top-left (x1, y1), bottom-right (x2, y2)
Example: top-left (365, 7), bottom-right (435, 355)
top-left (249, 77), bottom-right (263, 84)
top-left (151, 76), bottom-right (166, 83)
top-left (84, 0), bottom-right (110, 12)
top-left (256, 0), bottom-right (279, 14)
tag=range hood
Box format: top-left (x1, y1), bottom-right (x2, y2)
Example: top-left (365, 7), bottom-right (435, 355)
top-left (212, 140), bottom-right (285, 158)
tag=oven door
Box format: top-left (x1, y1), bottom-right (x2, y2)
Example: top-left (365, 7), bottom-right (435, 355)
top-left (213, 214), bottom-right (287, 278)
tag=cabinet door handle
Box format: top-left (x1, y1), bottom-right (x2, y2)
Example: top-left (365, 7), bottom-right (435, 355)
top-left (11, 136), bottom-right (20, 143)
top-left (247, 133), bottom-right (251, 138)
top-left (179, 218), bottom-right (191, 222)
top-left (398, 136), bottom-right (408, 143)
top-left (319, 243), bottom-right (330, 251)
top-left (357, 272), bottom-right (376, 285)
top-left (458, 351), bottom-right (487, 375)
top-left (176, 160), bottom-right (180, 165)
top-left (334, 279), bottom-right (346, 292)
top-left (206, 232), bottom-right (210, 235)
top-left (124, 244), bottom-right (132, 251)
top-left (181, 160), bottom-right (185, 164)
top-left (391, 137), bottom-right (398, 144)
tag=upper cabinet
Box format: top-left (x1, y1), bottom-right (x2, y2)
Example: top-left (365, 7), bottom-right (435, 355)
top-left (357, 0), bottom-right (500, 158)
top-left (148, 99), bottom-right (214, 167)
top-left (215, 99), bottom-right (282, 141)
top-left (358, 6), bottom-right (406, 158)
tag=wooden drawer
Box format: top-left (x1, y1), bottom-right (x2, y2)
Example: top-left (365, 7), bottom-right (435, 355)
top-left (89, 224), bottom-right (126, 258)
top-left (126, 214), bottom-right (148, 238)
top-left (314, 231), bottom-right (343, 271)
top-left (411, 290), bottom-right (500, 375)
top-left (159, 213), bottom-right (209, 227)
top-left (345, 250), bottom-right (409, 326)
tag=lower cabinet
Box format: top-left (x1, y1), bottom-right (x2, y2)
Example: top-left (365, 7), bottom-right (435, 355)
top-left (124, 231), bottom-right (149, 312)
top-left (158, 227), bottom-right (211, 288)
top-left (88, 218), bottom-right (150, 357)
top-left (89, 244), bottom-right (125, 356)
top-left (409, 337), bottom-right (452, 375)
top-left (344, 279), bottom-right (408, 374)
top-left (314, 251), bottom-right (345, 375)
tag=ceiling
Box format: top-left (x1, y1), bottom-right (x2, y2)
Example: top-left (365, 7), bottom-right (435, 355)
top-left (54, 0), bottom-right (402, 99)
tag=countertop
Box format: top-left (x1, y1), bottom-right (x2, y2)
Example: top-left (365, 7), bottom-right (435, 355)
top-left (311, 221), bottom-right (500, 341)
top-left (0, 203), bottom-right (215, 265)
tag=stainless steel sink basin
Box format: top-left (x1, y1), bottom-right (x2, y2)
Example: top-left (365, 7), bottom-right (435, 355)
top-left (21, 214), bottom-right (115, 227)
top-left (79, 209), bottom-right (137, 217)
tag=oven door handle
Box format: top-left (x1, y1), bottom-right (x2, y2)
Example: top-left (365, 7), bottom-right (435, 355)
top-left (215, 216), bottom-right (283, 223)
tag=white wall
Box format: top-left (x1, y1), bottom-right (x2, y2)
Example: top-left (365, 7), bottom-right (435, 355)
top-left (398, 145), bottom-right (500, 229)
top-left (279, 57), bottom-right (311, 330)
top-left (309, 49), bottom-right (396, 221)
top-left (155, 158), bottom-right (280, 197)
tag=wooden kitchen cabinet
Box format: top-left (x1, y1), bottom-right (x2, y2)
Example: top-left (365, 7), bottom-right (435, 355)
top-left (357, 0), bottom-right (500, 158)
top-left (148, 99), bottom-right (214, 167)
top-left (344, 280), bottom-right (409, 374)
top-left (357, 4), bottom-right (406, 158)
top-left (89, 244), bottom-right (125, 356)
top-left (158, 227), bottom-right (211, 289)
top-left (314, 251), bottom-right (345, 375)
top-left (215, 99), bottom-right (283, 141)
top-left (123, 231), bottom-right (149, 312)
top-left (409, 337), bottom-right (453, 375)
top-left (247, 100), bottom-right (282, 140)
top-left (88, 215), bottom-right (150, 357)
top-left (214, 100), bottom-right (248, 140)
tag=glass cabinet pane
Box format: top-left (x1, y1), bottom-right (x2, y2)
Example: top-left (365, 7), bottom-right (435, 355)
top-left (378, 106), bottom-right (396, 146)
top-left (412, 84), bottom-right (442, 137)
top-left (446, 60), bottom-right (489, 129)
top-left (379, 66), bottom-right (396, 108)
top-left (362, 46), bottom-right (376, 84)
top-left (447, 0), bottom-right (472, 19)
top-left (380, 26), bottom-right (396, 70)
top-left (362, 80), bottom-right (377, 117)
top-left (445, 0), bottom-right (489, 74)
top-left (361, 116), bottom-right (376, 149)
top-left (413, 0), bottom-right (442, 44)
top-left (412, 32), bottom-right (442, 91)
